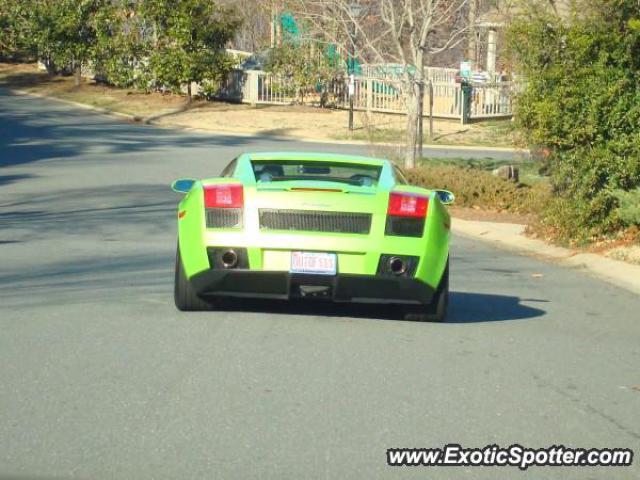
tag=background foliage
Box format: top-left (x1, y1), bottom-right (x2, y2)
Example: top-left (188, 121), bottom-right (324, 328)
top-left (266, 42), bottom-right (342, 105)
top-left (1, 0), bottom-right (240, 97)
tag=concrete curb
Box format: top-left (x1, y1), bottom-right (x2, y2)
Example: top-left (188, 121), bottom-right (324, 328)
top-left (12, 88), bottom-right (143, 122)
top-left (9, 88), bottom-right (528, 154)
top-left (452, 218), bottom-right (640, 295)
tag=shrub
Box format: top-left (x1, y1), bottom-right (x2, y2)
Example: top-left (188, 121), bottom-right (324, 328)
top-left (507, 1), bottom-right (640, 242)
top-left (405, 165), bottom-right (551, 214)
top-left (614, 188), bottom-right (640, 226)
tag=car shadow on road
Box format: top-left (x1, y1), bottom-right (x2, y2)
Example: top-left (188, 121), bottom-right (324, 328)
top-left (214, 292), bottom-right (546, 323)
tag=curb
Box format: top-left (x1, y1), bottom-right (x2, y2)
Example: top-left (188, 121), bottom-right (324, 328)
top-left (8, 88), bottom-right (528, 154)
top-left (12, 88), bottom-right (142, 122)
top-left (7, 89), bottom-right (636, 293)
top-left (452, 218), bottom-right (640, 295)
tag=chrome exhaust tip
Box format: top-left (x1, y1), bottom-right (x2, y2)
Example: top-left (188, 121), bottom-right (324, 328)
top-left (389, 257), bottom-right (407, 276)
top-left (221, 249), bottom-right (239, 269)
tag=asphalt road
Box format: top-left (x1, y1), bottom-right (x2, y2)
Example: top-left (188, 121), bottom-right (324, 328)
top-left (1, 91), bottom-right (639, 480)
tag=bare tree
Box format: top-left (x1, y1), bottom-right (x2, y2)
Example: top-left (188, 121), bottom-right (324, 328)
top-left (222, 0), bottom-right (273, 51)
top-left (292, 0), bottom-right (468, 168)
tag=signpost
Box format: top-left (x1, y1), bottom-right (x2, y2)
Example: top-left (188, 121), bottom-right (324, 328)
top-left (348, 74), bottom-right (355, 131)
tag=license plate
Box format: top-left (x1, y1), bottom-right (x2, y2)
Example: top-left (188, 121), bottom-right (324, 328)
top-left (290, 252), bottom-right (337, 275)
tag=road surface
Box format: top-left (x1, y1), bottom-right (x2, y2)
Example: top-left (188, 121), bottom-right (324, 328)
top-left (1, 91), bottom-right (639, 479)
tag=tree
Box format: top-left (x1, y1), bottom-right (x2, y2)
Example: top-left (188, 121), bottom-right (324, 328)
top-left (93, 1), bottom-right (151, 89)
top-left (24, 0), bottom-right (104, 85)
top-left (266, 41), bottom-right (341, 104)
top-left (293, 0), bottom-right (468, 168)
top-left (0, 0), bottom-right (31, 59)
top-left (221, 0), bottom-right (273, 51)
top-left (140, 0), bottom-right (241, 101)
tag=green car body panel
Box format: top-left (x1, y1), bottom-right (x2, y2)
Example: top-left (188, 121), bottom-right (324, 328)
top-left (174, 152), bottom-right (451, 306)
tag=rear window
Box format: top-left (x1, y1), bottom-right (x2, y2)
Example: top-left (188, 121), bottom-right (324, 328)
top-left (251, 160), bottom-right (382, 187)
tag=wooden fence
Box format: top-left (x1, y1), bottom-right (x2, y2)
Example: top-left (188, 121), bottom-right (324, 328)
top-left (218, 70), bottom-right (514, 122)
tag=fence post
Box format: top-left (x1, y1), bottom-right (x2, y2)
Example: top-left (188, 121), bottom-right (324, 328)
top-left (428, 80), bottom-right (434, 141)
top-left (245, 70), bottom-right (259, 105)
top-left (461, 84), bottom-right (472, 125)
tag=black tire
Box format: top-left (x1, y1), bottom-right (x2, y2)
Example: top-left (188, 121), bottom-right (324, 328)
top-left (403, 258), bottom-right (449, 322)
top-left (174, 246), bottom-right (216, 311)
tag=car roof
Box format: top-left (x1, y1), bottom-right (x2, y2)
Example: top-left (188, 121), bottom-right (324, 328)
top-left (245, 152), bottom-right (389, 167)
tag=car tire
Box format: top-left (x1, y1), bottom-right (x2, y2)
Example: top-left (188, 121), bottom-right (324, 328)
top-left (174, 246), bottom-right (216, 311)
top-left (403, 258), bottom-right (449, 322)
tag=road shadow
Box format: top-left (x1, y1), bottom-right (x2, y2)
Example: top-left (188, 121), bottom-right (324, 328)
top-left (0, 88), bottom-right (291, 170)
top-left (0, 174), bottom-right (35, 186)
top-left (0, 184), bottom-right (177, 238)
top-left (213, 291), bottom-right (546, 323)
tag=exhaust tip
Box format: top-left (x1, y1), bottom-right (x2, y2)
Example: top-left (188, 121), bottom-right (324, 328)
top-left (221, 249), bottom-right (239, 269)
top-left (389, 257), bottom-right (407, 276)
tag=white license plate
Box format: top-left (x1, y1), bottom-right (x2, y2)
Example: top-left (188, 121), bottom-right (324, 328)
top-left (290, 252), bottom-right (337, 275)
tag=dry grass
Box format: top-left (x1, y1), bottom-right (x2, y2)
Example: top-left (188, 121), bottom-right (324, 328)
top-left (0, 62), bottom-right (187, 118)
top-left (338, 113), bottom-right (519, 148)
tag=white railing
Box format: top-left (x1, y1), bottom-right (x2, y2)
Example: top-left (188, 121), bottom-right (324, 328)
top-left (359, 64), bottom-right (458, 84)
top-left (468, 82), bottom-right (515, 118)
top-left (217, 70), bottom-right (514, 121)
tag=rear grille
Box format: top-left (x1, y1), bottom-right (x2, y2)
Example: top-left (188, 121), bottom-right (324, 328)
top-left (259, 209), bottom-right (372, 234)
top-left (206, 208), bottom-right (243, 228)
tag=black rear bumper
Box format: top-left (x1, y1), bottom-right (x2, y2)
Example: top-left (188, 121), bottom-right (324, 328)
top-left (190, 270), bottom-right (434, 305)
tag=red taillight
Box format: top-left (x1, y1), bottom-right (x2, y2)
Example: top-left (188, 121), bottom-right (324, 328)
top-left (387, 192), bottom-right (429, 218)
top-left (203, 184), bottom-right (243, 208)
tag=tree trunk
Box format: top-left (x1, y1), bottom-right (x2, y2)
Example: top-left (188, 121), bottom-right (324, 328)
top-left (74, 65), bottom-right (81, 87)
top-left (43, 56), bottom-right (56, 76)
top-left (403, 81), bottom-right (420, 169)
top-left (187, 82), bottom-right (192, 103)
top-left (417, 81), bottom-right (424, 160)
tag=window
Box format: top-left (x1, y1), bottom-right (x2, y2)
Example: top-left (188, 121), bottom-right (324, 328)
top-left (251, 160), bottom-right (383, 187)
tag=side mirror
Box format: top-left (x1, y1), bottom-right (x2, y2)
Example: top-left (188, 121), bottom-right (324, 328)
top-left (171, 178), bottom-right (196, 194)
top-left (434, 189), bottom-right (455, 205)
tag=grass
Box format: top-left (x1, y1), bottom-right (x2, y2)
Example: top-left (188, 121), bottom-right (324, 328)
top-left (333, 118), bottom-right (518, 148)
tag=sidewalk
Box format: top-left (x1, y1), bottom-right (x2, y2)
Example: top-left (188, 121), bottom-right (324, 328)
top-left (453, 219), bottom-right (640, 295)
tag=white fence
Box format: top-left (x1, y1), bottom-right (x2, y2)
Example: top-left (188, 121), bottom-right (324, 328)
top-left (217, 69), bottom-right (514, 122)
top-left (359, 64), bottom-right (459, 84)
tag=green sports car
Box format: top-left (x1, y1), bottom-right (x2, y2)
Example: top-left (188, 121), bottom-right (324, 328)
top-left (172, 152), bottom-right (454, 321)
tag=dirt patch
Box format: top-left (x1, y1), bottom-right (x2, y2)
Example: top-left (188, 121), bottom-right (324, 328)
top-left (0, 62), bottom-right (187, 118)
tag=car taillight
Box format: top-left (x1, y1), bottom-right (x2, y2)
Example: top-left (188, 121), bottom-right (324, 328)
top-left (387, 192), bottom-right (429, 218)
top-left (203, 184), bottom-right (243, 208)
top-left (385, 192), bottom-right (428, 237)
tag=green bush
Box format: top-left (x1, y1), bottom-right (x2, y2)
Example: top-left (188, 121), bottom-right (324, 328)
top-left (507, 1), bottom-right (640, 242)
top-left (406, 165), bottom-right (551, 214)
top-left (614, 188), bottom-right (640, 226)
